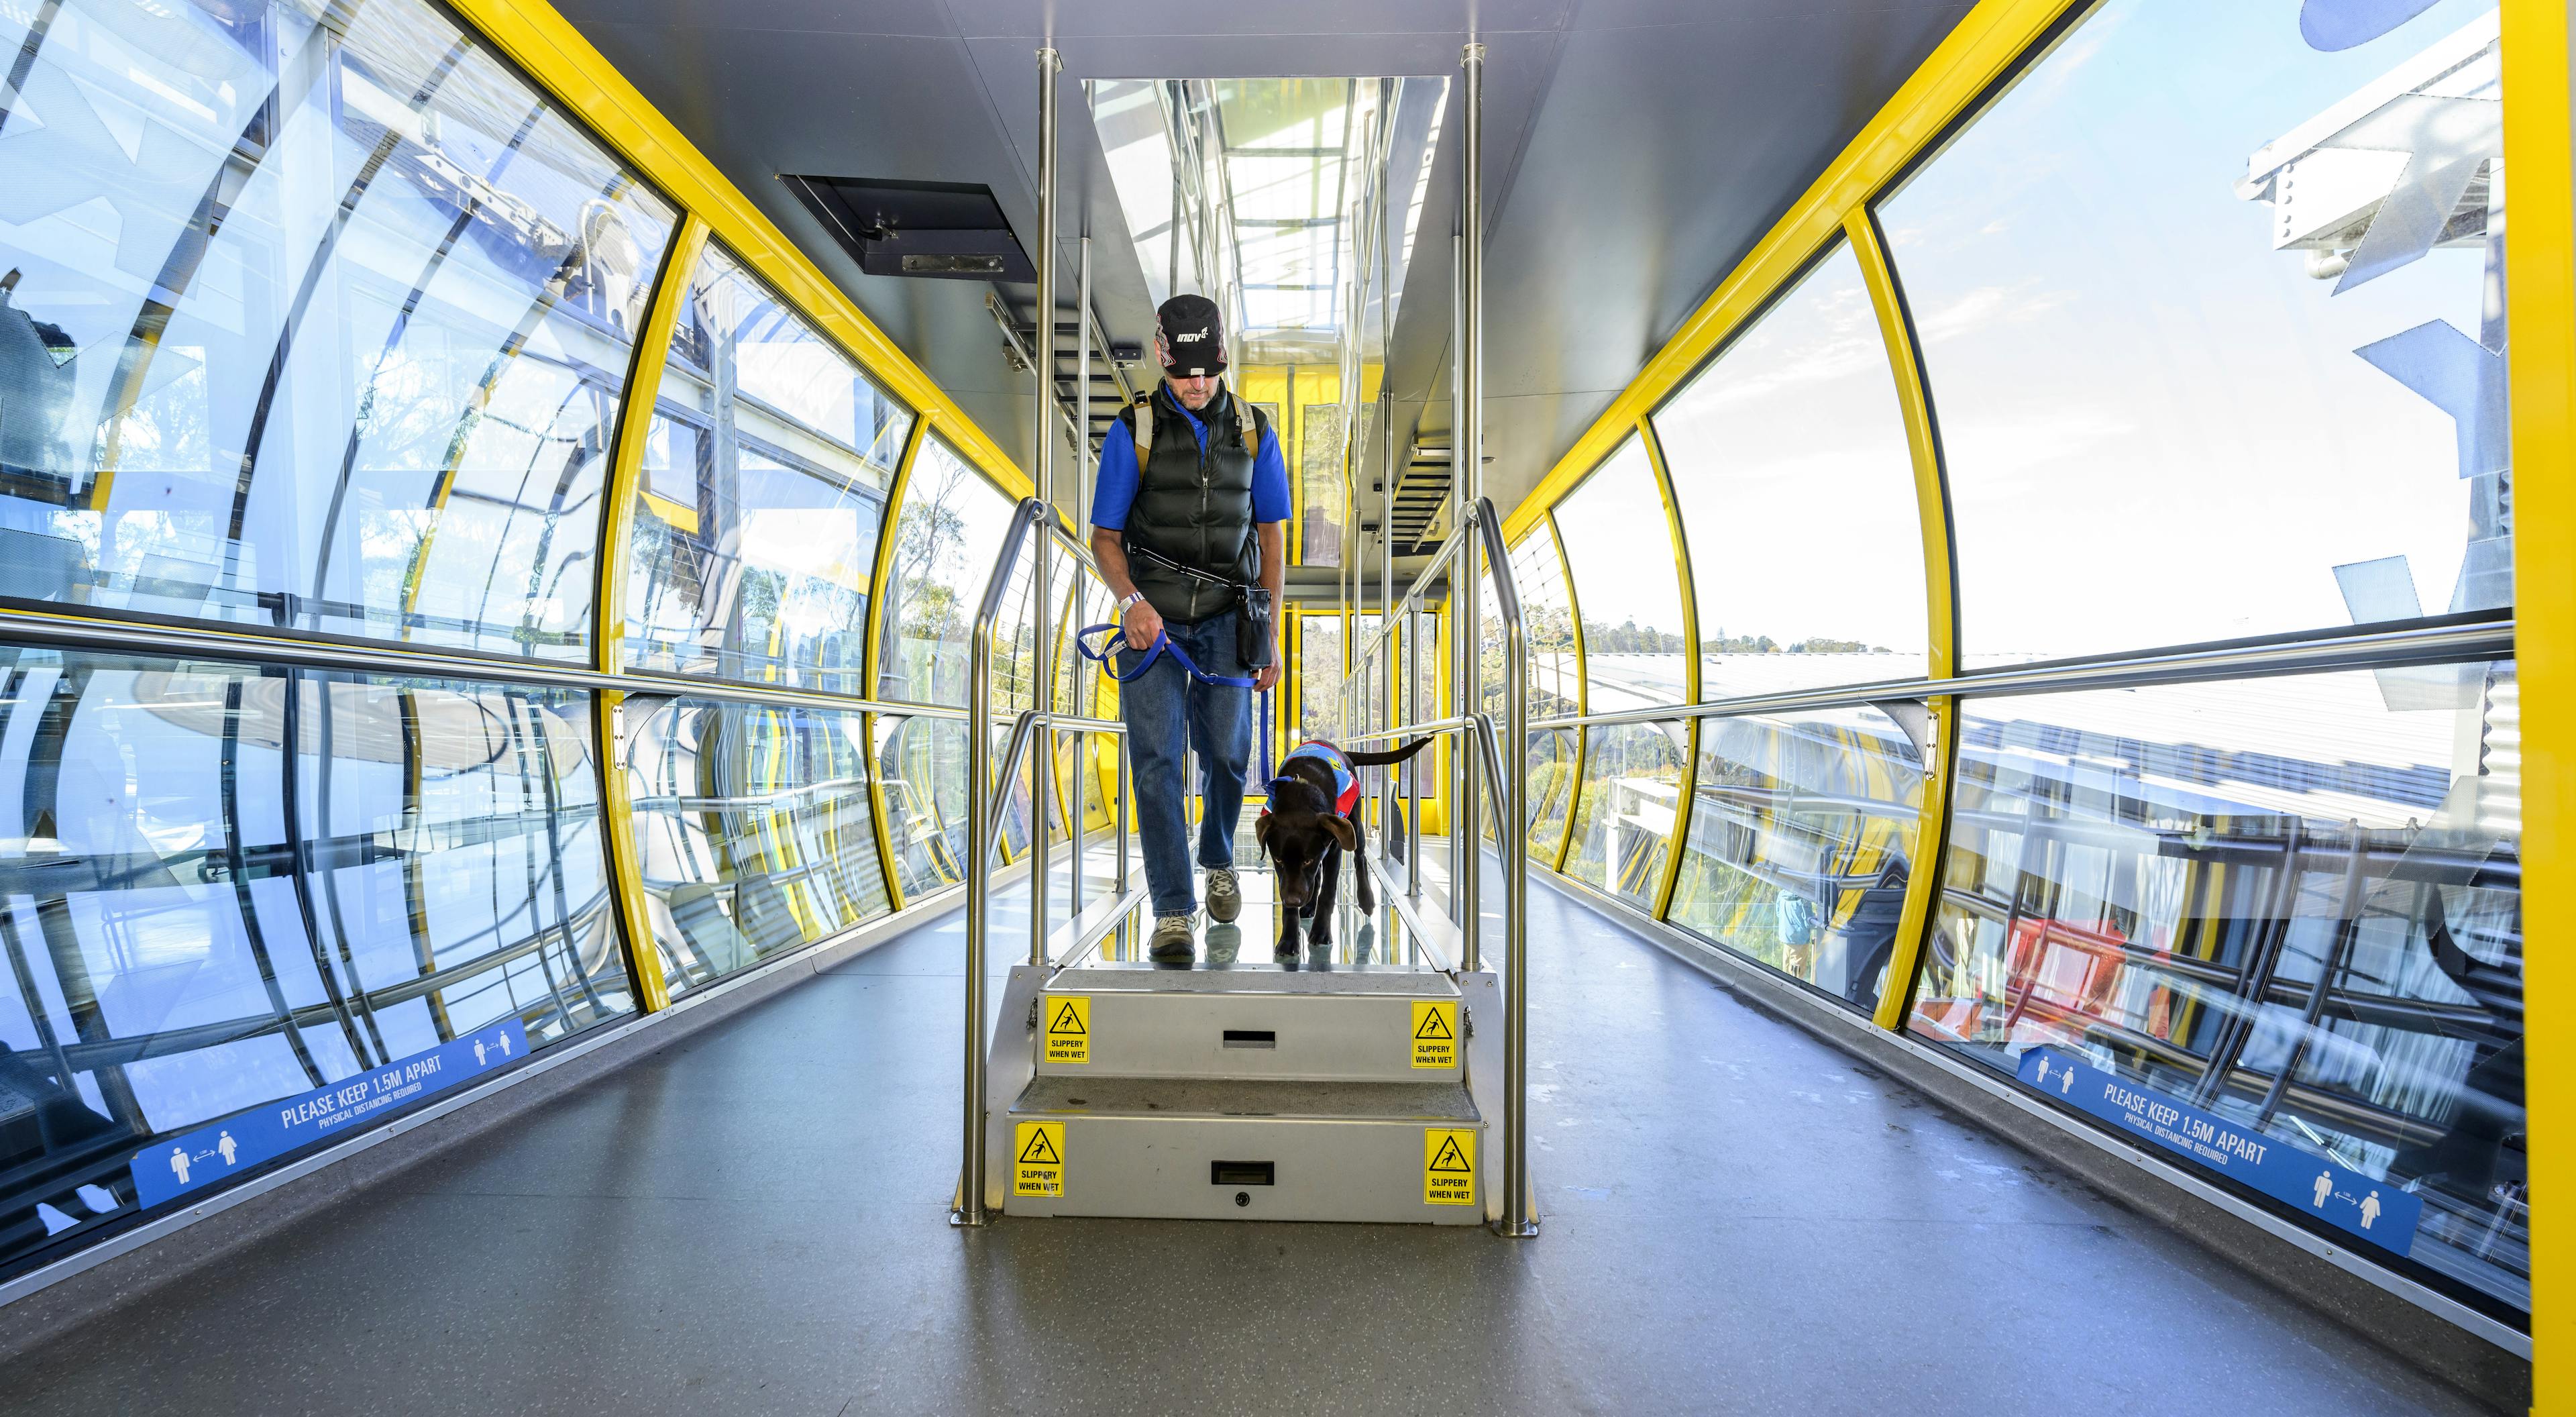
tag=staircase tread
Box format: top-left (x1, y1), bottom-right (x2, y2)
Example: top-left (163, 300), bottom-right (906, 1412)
top-left (1014, 1075), bottom-right (1478, 1121)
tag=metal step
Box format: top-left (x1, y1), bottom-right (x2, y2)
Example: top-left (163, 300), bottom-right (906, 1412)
top-left (1035, 965), bottom-right (1464, 1082)
top-left (1002, 1075), bottom-right (1486, 1224)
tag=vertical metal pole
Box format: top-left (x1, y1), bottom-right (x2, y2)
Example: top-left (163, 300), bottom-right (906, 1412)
top-left (1379, 395), bottom-right (1395, 856)
top-left (1405, 596), bottom-right (1423, 900)
top-left (1455, 42), bottom-right (1486, 969)
top-left (1030, 46), bottom-right (1061, 967)
top-left (1491, 511), bottom-right (1533, 1239)
top-left (1071, 232), bottom-right (1091, 919)
top-left (1446, 235), bottom-right (1466, 927)
top-left (957, 592), bottom-right (999, 1227)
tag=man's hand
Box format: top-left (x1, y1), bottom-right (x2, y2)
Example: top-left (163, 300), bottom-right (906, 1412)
top-left (1254, 637), bottom-right (1283, 693)
top-left (1122, 598), bottom-right (1165, 652)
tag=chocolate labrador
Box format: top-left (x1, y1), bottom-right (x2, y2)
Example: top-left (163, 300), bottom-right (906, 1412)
top-left (1254, 737), bottom-right (1432, 955)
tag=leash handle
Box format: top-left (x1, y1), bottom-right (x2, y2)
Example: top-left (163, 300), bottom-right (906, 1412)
top-left (1073, 621), bottom-right (1259, 690)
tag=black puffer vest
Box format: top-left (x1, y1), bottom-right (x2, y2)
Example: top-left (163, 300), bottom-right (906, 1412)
top-left (1122, 382), bottom-right (1267, 623)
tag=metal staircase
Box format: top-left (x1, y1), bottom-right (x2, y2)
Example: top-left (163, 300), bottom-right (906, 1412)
top-left (947, 492), bottom-right (1529, 1231)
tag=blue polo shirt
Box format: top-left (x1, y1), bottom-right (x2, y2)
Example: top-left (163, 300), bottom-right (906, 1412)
top-left (1090, 392), bottom-right (1292, 531)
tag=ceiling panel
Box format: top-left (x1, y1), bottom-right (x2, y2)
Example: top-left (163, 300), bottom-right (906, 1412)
top-left (553, 0), bottom-right (1974, 523)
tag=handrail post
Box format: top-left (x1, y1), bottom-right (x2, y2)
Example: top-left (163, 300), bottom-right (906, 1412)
top-left (1405, 593), bottom-right (1423, 900)
top-left (1474, 494), bottom-right (1535, 1239)
top-left (1029, 44), bottom-right (1063, 970)
top-left (1071, 231), bottom-right (1091, 922)
top-left (1454, 41), bottom-right (1485, 969)
top-left (955, 498), bottom-right (1040, 1227)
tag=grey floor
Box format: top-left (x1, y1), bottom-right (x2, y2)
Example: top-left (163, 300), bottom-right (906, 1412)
top-left (0, 868), bottom-right (2498, 1416)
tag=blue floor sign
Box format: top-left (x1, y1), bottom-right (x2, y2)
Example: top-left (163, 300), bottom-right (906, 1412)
top-left (2019, 1047), bottom-right (2422, 1255)
top-left (132, 1019), bottom-right (529, 1209)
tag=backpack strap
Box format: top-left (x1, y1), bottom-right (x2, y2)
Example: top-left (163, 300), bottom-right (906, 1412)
top-left (1131, 392), bottom-right (1154, 458)
top-left (1238, 396), bottom-right (1260, 454)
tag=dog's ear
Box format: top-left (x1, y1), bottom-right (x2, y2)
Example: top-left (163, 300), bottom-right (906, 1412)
top-left (1254, 814), bottom-right (1273, 850)
top-left (1322, 814), bottom-right (1357, 853)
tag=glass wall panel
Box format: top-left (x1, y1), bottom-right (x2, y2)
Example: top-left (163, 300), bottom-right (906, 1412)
top-left (1552, 437), bottom-right (1686, 708)
top-left (1670, 708), bottom-right (1925, 1010)
top-left (0, 0), bottom-right (674, 655)
top-left (1878, 3), bottom-right (2508, 665)
top-left (1478, 529), bottom-right (1580, 851)
top-left (1298, 401), bottom-right (1344, 567)
top-left (624, 243), bottom-right (910, 690)
top-left (1911, 663), bottom-right (2523, 1310)
top-left (0, 647), bottom-right (623, 1275)
top-left (877, 715), bottom-right (969, 898)
top-left (1563, 722), bottom-right (1687, 902)
top-left (1296, 614), bottom-right (1343, 739)
top-left (1652, 243), bottom-right (1927, 696)
top-left (877, 439), bottom-right (1018, 706)
top-left (623, 695), bottom-right (891, 993)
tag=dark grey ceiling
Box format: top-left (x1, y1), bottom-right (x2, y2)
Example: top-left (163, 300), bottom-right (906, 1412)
top-left (552, 0), bottom-right (1974, 525)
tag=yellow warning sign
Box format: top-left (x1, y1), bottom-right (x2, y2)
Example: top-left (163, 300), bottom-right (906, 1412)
top-left (1014, 1121), bottom-right (1066, 1198)
top-left (1409, 1000), bottom-right (1458, 1069)
top-left (1044, 995), bottom-right (1089, 1065)
top-left (1424, 1127), bottom-right (1477, 1206)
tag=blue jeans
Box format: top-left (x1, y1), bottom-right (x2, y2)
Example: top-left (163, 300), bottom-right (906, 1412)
top-left (1118, 609), bottom-right (1252, 916)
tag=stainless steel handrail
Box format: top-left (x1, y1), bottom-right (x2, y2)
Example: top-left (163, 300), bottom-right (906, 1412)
top-left (957, 490), bottom-right (1138, 1226)
top-left (1523, 619), bottom-right (2515, 732)
top-left (1324, 496), bottom-right (1532, 1239)
top-left (0, 605), bottom-right (1004, 722)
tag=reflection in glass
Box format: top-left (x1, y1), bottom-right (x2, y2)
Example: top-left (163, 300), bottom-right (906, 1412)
top-left (877, 439), bottom-right (1016, 706)
top-left (1297, 615), bottom-right (1343, 739)
top-left (625, 244), bottom-right (909, 690)
top-left (877, 715), bottom-right (969, 898)
top-left (1564, 723), bottom-right (1687, 903)
top-left (0, 0), bottom-right (674, 655)
top-left (1878, 2), bottom-right (2506, 664)
top-left (1910, 664), bottom-right (2524, 1308)
top-left (624, 696), bottom-right (890, 992)
top-left (1479, 529), bottom-right (1580, 852)
top-left (1552, 437), bottom-right (1686, 708)
top-left (0, 648), bottom-right (623, 1273)
top-left (1669, 708), bottom-right (1924, 1010)
top-left (1653, 243), bottom-right (1926, 696)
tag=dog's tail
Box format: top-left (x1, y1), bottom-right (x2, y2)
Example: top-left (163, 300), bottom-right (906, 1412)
top-left (1344, 736), bottom-right (1435, 767)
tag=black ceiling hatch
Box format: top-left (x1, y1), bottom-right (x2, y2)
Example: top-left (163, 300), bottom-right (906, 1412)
top-left (784, 174), bottom-right (1036, 282)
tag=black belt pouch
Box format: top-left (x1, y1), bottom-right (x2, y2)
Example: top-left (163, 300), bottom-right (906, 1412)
top-left (1237, 587), bottom-right (1275, 670)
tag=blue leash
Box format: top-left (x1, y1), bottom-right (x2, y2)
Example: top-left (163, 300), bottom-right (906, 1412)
top-left (1077, 617), bottom-right (1277, 788)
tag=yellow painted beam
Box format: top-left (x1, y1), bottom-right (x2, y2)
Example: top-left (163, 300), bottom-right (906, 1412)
top-left (583, 214), bottom-right (700, 1015)
top-left (1849, 204), bottom-right (1961, 1034)
top-left (1546, 513), bottom-right (1584, 873)
top-left (1846, 209), bottom-right (1958, 680)
top-left (1499, 0), bottom-right (2082, 546)
top-left (2504, 0), bottom-right (2574, 1403)
top-left (1638, 417), bottom-right (1700, 919)
top-left (859, 413), bottom-right (937, 914)
top-left (445, 0), bottom-right (1029, 500)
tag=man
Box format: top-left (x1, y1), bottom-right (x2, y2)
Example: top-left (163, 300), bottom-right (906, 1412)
top-left (1090, 295), bottom-right (1289, 963)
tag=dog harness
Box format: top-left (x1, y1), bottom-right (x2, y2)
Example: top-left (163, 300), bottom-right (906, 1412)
top-left (1263, 741), bottom-right (1359, 818)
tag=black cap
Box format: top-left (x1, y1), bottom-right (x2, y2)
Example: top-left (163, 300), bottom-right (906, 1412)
top-left (1152, 294), bottom-right (1228, 376)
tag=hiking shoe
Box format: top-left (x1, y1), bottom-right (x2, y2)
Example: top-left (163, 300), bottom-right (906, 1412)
top-left (1148, 912), bottom-right (1195, 965)
top-left (1205, 867), bottom-right (1242, 923)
